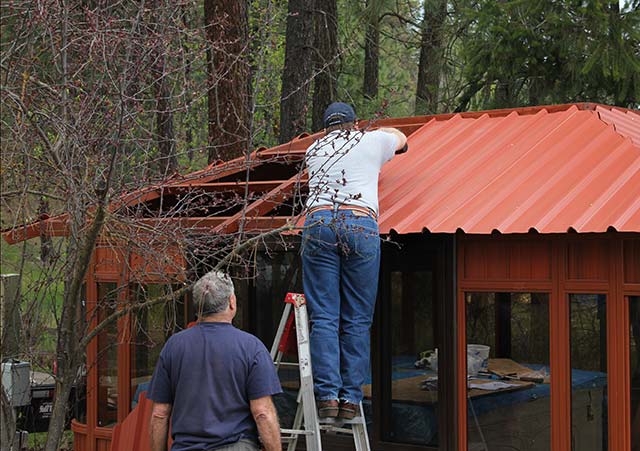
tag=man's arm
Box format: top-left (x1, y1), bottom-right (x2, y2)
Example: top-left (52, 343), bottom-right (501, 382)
top-left (250, 396), bottom-right (281, 451)
top-left (150, 402), bottom-right (172, 451)
top-left (378, 127), bottom-right (408, 152)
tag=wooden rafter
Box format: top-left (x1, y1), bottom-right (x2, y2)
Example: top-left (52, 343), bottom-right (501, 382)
top-left (3, 216), bottom-right (70, 244)
top-left (164, 180), bottom-right (295, 195)
top-left (212, 173), bottom-right (306, 234)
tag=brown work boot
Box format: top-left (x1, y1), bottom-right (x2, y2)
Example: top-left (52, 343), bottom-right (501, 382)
top-left (317, 400), bottom-right (339, 419)
top-left (338, 401), bottom-right (358, 420)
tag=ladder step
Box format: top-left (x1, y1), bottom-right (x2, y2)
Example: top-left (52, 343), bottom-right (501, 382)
top-left (320, 425), bottom-right (359, 434)
top-left (273, 293), bottom-right (371, 451)
top-left (277, 362), bottom-right (299, 369)
top-left (281, 428), bottom-right (314, 436)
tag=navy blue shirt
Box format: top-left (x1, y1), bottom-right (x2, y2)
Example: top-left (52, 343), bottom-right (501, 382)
top-left (147, 322), bottom-right (282, 451)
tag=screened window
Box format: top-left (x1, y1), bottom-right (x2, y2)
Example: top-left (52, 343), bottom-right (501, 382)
top-left (466, 292), bottom-right (551, 451)
top-left (570, 294), bottom-right (608, 451)
top-left (383, 269), bottom-right (438, 446)
top-left (97, 282), bottom-right (118, 427)
top-left (130, 284), bottom-right (184, 410)
top-left (253, 251), bottom-right (303, 429)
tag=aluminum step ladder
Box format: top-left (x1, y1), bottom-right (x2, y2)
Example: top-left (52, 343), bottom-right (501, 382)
top-left (270, 292), bottom-right (371, 451)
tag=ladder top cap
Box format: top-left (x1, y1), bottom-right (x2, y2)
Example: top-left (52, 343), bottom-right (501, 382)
top-left (284, 292), bottom-right (306, 307)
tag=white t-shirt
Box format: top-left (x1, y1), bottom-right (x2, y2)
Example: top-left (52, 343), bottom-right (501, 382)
top-left (305, 129), bottom-right (399, 215)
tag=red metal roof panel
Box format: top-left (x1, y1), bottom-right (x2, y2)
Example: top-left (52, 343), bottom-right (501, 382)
top-left (378, 105), bottom-right (640, 234)
top-left (596, 105), bottom-right (640, 146)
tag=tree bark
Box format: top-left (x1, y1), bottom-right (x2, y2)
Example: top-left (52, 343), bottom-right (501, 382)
top-left (415, 0), bottom-right (447, 115)
top-left (205, 0), bottom-right (250, 162)
top-left (279, 0), bottom-right (315, 144)
top-left (311, 0), bottom-right (339, 131)
top-left (153, 45), bottom-right (177, 175)
top-left (363, 0), bottom-right (379, 100)
top-left (44, 202), bottom-right (107, 451)
top-left (1, 387), bottom-right (16, 451)
top-left (38, 198), bottom-right (54, 264)
top-left (148, 0), bottom-right (177, 175)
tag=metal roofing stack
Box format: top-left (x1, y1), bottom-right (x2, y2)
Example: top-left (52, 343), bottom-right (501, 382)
top-left (378, 105), bottom-right (640, 234)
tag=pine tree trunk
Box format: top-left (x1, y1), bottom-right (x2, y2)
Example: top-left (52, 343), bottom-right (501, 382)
top-left (153, 47), bottom-right (177, 175)
top-left (279, 0), bottom-right (315, 144)
top-left (363, 0), bottom-right (379, 100)
top-left (148, 0), bottom-right (177, 175)
top-left (312, 0), bottom-right (339, 131)
top-left (415, 0), bottom-right (447, 115)
top-left (205, 0), bottom-right (250, 162)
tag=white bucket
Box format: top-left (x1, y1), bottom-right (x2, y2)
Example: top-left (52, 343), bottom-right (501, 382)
top-left (467, 344), bottom-right (490, 376)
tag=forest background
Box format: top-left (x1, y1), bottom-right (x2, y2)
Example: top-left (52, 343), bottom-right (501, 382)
top-left (0, 1), bottom-right (639, 450)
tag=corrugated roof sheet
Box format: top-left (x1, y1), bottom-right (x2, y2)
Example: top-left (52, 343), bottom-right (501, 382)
top-left (378, 104), bottom-right (640, 234)
top-left (596, 105), bottom-right (640, 146)
top-left (4, 103), bottom-right (639, 244)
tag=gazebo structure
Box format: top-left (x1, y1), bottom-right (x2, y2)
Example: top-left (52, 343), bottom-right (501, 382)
top-left (3, 103), bottom-right (639, 451)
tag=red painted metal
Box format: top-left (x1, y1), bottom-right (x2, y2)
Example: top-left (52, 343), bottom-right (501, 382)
top-left (378, 105), bottom-right (640, 234)
top-left (109, 391), bottom-right (171, 451)
top-left (4, 104), bottom-right (638, 244)
top-left (596, 105), bottom-right (640, 146)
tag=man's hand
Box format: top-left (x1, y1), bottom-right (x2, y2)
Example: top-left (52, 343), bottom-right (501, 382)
top-left (150, 402), bottom-right (172, 451)
top-left (250, 396), bottom-right (281, 451)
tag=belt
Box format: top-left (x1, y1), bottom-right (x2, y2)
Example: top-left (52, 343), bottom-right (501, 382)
top-left (307, 205), bottom-right (378, 220)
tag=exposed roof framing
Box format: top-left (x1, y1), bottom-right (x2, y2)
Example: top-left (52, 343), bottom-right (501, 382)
top-left (3, 103), bottom-right (639, 244)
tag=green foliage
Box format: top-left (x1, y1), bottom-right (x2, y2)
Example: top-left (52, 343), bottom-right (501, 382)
top-left (337, 0), bottom-right (423, 120)
top-left (458, 0), bottom-right (640, 109)
top-left (248, 0), bottom-right (288, 148)
top-left (1, 238), bottom-right (65, 365)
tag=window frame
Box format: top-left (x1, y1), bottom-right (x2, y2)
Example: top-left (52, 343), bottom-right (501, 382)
top-left (373, 235), bottom-right (456, 451)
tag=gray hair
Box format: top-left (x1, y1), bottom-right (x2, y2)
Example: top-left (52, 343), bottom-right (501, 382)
top-left (192, 271), bottom-right (235, 316)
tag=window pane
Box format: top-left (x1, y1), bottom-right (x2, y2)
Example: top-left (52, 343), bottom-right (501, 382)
top-left (466, 293), bottom-right (551, 451)
top-left (630, 296), bottom-right (640, 451)
top-left (570, 294), bottom-right (608, 451)
top-left (385, 270), bottom-right (437, 446)
top-left (97, 283), bottom-right (118, 427)
top-left (130, 284), bottom-right (183, 411)
top-left (254, 252), bottom-right (302, 346)
top-left (254, 251), bottom-right (303, 430)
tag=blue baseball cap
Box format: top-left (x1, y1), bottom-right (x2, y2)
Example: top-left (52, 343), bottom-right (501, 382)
top-left (323, 102), bottom-right (356, 128)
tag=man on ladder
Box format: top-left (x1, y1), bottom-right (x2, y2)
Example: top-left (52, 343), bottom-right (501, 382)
top-left (301, 102), bottom-right (408, 420)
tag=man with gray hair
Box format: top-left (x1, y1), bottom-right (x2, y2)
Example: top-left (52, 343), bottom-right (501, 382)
top-left (148, 271), bottom-right (282, 451)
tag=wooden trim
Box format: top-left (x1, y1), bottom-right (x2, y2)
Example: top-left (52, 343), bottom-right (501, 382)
top-left (94, 426), bottom-right (115, 438)
top-left (2, 216), bottom-right (69, 244)
top-left (116, 263), bottom-right (131, 423)
top-left (116, 277), bottom-right (131, 423)
top-left (623, 283), bottom-right (640, 293)
top-left (456, 239), bottom-right (468, 451)
top-left (165, 180), bottom-right (295, 193)
top-left (94, 275), bottom-right (120, 283)
top-left (212, 174), bottom-right (304, 234)
top-left (136, 216), bottom-right (296, 233)
top-left (562, 281), bottom-right (610, 292)
top-left (550, 238), bottom-right (571, 451)
top-left (608, 238), bottom-right (630, 451)
top-left (438, 236), bottom-right (458, 451)
top-left (458, 280), bottom-right (553, 291)
top-left (85, 255), bottom-right (98, 451)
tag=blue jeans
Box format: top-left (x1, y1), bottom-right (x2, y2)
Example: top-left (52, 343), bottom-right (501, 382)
top-left (301, 209), bottom-right (380, 404)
